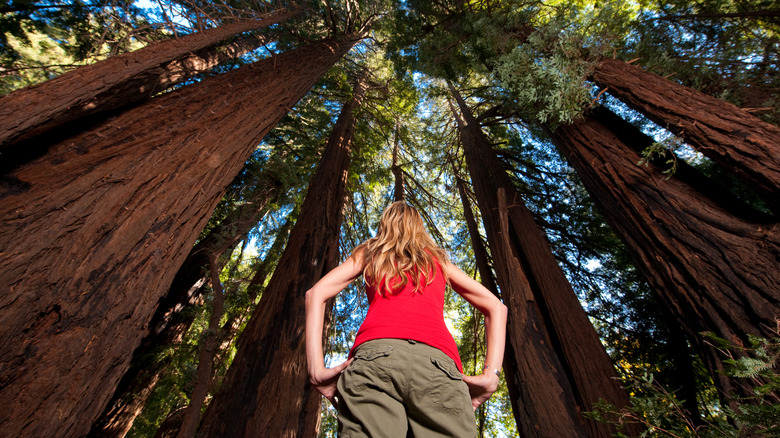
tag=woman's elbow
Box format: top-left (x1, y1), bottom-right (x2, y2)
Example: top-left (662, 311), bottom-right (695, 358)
top-left (304, 287), bottom-right (318, 308)
top-left (480, 299), bottom-right (507, 320)
top-left (494, 301), bottom-right (508, 320)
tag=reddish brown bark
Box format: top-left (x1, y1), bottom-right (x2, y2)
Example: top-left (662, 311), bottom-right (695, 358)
top-left (546, 106), bottom-right (780, 401)
top-left (88, 172), bottom-right (284, 438)
top-left (0, 8), bottom-right (300, 148)
top-left (456, 174), bottom-right (512, 438)
top-left (592, 58), bottom-right (780, 212)
top-left (455, 175), bottom-right (498, 297)
top-left (153, 408), bottom-right (186, 438)
top-left (450, 85), bottom-right (638, 437)
top-left (0, 35), bottom-right (359, 438)
top-left (391, 122), bottom-right (405, 201)
top-left (176, 255), bottom-right (226, 438)
top-left (197, 77), bottom-right (369, 438)
top-left (102, 218), bottom-right (292, 438)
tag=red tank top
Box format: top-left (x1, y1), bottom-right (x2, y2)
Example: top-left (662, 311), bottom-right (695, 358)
top-left (350, 259), bottom-right (463, 372)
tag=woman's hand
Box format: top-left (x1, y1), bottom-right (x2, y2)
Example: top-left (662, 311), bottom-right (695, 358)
top-left (309, 359), bottom-right (353, 409)
top-left (462, 370), bottom-right (500, 410)
top-left (445, 262), bottom-right (507, 411)
top-left (305, 254), bottom-right (363, 411)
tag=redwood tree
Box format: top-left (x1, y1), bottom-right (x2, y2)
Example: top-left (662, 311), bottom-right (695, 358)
top-left (546, 105), bottom-right (780, 401)
top-left (391, 121), bottom-right (406, 201)
top-left (87, 166), bottom-right (286, 438)
top-left (176, 254), bottom-right (227, 438)
top-left (455, 172), bottom-right (517, 436)
top-left (197, 77), bottom-right (369, 438)
top-left (0, 7), bottom-right (300, 148)
top-left (450, 85), bottom-right (639, 437)
top-left (0, 35), bottom-right (360, 438)
top-left (454, 175), bottom-right (498, 297)
top-left (591, 57), bottom-right (780, 213)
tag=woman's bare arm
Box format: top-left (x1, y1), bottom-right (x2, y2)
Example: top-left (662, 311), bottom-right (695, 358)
top-left (304, 252), bottom-right (365, 404)
top-left (444, 261), bottom-right (508, 409)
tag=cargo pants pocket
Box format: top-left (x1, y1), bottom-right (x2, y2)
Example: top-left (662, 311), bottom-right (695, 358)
top-left (341, 345), bottom-right (393, 393)
top-left (427, 356), bottom-right (467, 415)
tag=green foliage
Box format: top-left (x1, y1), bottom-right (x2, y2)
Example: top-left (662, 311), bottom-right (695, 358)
top-left (317, 398), bottom-right (339, 437)
top-left (706, 333), bottom-right (780, 396)
top-left (637, 140), bottom-right (680, 177)
top-left (127, 304), bottom-right (209, 437)
top-left (388, 0), bottom-right (640, 125)
top-left (587, 376), bottom-right (731, 438)
top-left (1, 0), bottom-right (161, 93)
top-left (484, 1), bottom-right (632, 126)
top-left (128, 237), bottom-right (280, 437)
top-left (0, 27), bottom-right (79, 93)
top-left (588, 333), bottom-right (780, 437)
top-left (625, 0), bottom-right (780, 124)
top-left (490, 28), bottom-right (595, 126)
top-left (382, 0), bottom-right (467, 78)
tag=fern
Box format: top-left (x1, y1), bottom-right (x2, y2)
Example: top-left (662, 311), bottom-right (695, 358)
top-left (588, 332), bottom-right (780, 437)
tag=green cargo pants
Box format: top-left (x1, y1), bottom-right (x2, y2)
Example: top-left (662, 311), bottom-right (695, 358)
top-left (336, 339), bottom-right (477, 438)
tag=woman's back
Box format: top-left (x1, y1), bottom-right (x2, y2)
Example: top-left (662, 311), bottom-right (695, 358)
top-left (351, 258), bottom-right (463, 372)
top-left (305, 201), bottom-right (507, 438)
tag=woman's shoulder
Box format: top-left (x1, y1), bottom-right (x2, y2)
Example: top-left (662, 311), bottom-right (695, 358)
top-left (437, 257), bottom-right (455, 274)
top-left (350, 245), bottom-right (371, 270)
top-left (426, 247), bottom-right (450, 266)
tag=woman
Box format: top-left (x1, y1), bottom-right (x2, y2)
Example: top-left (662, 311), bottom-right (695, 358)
top-left (305, 202), bottom-right (507, 437)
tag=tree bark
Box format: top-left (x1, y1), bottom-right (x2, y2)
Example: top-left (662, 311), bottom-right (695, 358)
top-left (153, 408), bottom-right (186, 438)
top-left (592, 57), bottom-right (780, 213)
top-left (197, 77), bottom-right (369, 438)
top-left (176, 255), bottom-right (226, 438)
top-left (88, 172), bottom-right (285, 438)
top-left (545, 105), bottom-right (780, 401)
top-left (0, 8), bottom-right (301, 149)
top-left (0, 35), bottom-right (360, 438)
top-left (455, 175), bottom-right (514, 438)
top-left (455, 175), bottom-right (498, 296)
top-left (391, 121), bottom-right (405, 202)
top-left (450, 84), bottom-right (638, 437)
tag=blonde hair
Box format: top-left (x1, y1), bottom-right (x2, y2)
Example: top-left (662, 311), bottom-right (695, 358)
top-left (354, 201), bottom-right (449, 295)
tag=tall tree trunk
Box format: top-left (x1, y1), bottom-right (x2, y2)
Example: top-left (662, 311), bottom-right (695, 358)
top-left (545, 105), bottom-right (780, 402)
top-left (197, 77), bottom-right (369, 438)
top-left (592, 57), bottom-right (780, 213)
top-left (176, 255), bottom-right (227, 438)
top-left (88, 172), bottom-right (285, 438)
top-left (112, 217), bottom-right (292, 438)
top-left (450, 84), bottom-right (638, 437)
top-left (0, 35), bottom-right (360, 438)
top-left (207, 217), bottom-right (295, 392)
top-left (0, 8), bottom-right (301, 149)
top-left (391, 121), bottom-right (405, 201)
top-left (456, 174), bottom-right (512, 438)
top-left (665, 319), bottom-right (703, 425)
top-left (454, 175), bottom-right (498, 296)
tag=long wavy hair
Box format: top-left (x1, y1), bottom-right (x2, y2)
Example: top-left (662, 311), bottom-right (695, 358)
top-left (355, 201), bottom-right (449, 295)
